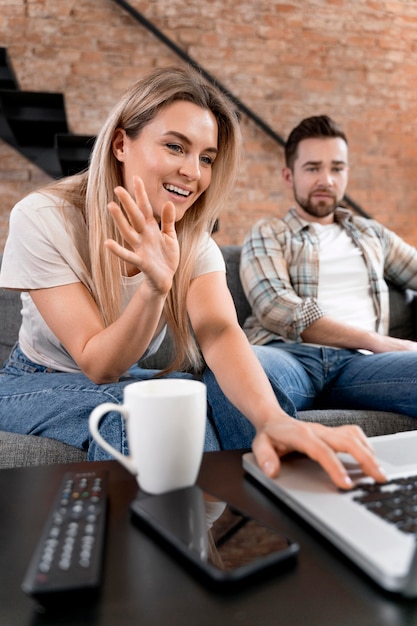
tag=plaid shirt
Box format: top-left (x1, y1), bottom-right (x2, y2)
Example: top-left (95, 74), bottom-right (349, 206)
top-left (240, 207), bottom-right (417, 345)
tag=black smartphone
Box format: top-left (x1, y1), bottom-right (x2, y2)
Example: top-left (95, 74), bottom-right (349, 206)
top-left (130, 485), bottom-right (299, 585)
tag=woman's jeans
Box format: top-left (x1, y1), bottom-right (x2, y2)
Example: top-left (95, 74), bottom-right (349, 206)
top-left (0, 344), bottom-right (223, 460)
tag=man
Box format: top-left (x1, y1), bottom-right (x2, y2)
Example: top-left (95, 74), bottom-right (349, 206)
top-left (239, 114), bottom-right (417, 420)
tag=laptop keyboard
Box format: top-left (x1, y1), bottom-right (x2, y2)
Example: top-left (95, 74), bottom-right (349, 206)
top-left (351, 475), bottom-right (417, 535)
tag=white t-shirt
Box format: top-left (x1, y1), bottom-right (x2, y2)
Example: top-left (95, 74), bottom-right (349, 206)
top-left (309, 221), bottom-right (376, 331)
top-left (0, 192), bottom-right (225, 372)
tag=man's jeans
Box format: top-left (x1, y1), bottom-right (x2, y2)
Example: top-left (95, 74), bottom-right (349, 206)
top-left (204, 341), bottom-right (417, 449)
top-left (0, 344), bottom-right (221, 460)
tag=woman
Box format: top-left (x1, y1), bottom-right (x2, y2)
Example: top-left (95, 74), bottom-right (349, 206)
top-left (0, 66), bottom-right (385, 488)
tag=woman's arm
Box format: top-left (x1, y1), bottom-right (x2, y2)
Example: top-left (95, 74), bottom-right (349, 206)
top-left (187, 270), bottom-right (387, 489)
top-left (30, 178), bottom-right (179, 384)
top-left (29, 278), bottom-right (167, 383)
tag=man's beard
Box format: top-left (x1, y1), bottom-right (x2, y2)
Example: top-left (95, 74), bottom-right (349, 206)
top-left (294, 189), bottom-right (339, 219)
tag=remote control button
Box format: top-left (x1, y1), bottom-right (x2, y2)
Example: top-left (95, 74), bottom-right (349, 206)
top-left (38, 562), bottom-right (51, 574)
top-left (84, 523), bottom-right (95, 535)
top-left (66, 523), bottom-right (79, 537)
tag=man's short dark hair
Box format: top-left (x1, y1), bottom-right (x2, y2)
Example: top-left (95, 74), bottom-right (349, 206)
top-left (285, 115), bottom-right (348, 170)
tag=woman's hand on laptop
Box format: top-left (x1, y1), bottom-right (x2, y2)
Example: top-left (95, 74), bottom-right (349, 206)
top-left (251, 419), bottom-right (388, 490)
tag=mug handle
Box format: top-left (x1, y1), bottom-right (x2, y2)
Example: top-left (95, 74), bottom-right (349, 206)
top-left (89, 403), bottom-right (137, 475)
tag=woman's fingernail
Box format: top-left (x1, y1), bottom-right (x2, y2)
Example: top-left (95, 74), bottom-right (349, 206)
top-left (263, 461), bottom-right (274, 475)
top-left (343, 474), bottom-right (353, 488)
top-left (379, 466), bottom-right (388, 479)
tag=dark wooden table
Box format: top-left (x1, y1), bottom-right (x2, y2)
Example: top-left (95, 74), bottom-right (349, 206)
top-left (1, 450), bottom-right (416, 625)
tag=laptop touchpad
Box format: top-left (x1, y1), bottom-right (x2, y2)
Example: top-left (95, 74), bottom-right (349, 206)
top-left (373, 435), bottom-right (417, 467)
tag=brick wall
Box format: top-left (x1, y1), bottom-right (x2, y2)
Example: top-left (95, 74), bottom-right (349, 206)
top-left (1, 0), bottom-right (417, 252)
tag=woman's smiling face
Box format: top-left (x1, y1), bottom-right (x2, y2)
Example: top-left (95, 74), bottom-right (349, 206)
top-left (112, 100), bottom-right (219, 221)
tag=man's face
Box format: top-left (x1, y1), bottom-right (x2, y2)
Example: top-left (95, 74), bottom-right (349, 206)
top-left (282, 137), bottom-right (349, 224)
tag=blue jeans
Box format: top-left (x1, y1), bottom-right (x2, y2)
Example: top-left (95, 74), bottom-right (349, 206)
top-left (204, 341), bottom-right (417, 450)
top-left (0, 344), bottom-right (222, 460)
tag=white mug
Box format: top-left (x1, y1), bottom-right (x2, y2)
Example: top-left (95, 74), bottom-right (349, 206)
top-left (89, 379), bottom-right (207, 494)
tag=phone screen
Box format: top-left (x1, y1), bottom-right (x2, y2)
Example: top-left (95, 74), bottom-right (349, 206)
top-left (130, 485), bottom-right (298, 583)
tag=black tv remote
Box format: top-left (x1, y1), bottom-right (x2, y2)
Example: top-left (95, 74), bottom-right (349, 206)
top-left (22, 470), bottom-right (108, 604)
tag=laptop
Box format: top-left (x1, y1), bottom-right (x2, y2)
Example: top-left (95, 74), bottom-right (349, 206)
top-left (243, 429), bottom-right (417, 597)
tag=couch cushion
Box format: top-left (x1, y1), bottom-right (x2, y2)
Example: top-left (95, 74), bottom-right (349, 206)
top-left (221, 245), bottom-right (251, 326)
top-left (387, 281), bottom-right (417, 341)
top-left (0, 254), bottom-right (21, 365)
top-left (0, 431), bottom-right (87, 468)
top-left (299, 409), bottom-right (417, 437)
top-left (0, 287), bottom-right (21, 365)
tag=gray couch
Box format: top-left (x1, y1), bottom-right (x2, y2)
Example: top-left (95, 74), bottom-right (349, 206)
top-left (1, 247), bottom-right (416, 469)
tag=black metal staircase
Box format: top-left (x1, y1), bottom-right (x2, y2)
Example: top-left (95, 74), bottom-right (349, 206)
top-left (0, 47), bottom-right (16, 90)
top-left (0, 47), bottom-right (94, 178)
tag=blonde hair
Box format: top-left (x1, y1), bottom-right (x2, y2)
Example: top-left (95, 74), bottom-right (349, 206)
top-left (45, 66), bottom-right (241, 373)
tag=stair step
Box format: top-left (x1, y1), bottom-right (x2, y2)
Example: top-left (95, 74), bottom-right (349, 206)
top-left (0, 47), bottom-right (17, 90)
top-left (0, 90), bottom-right (68, 147)
top-left (55, 134), bottom-right (96, 176)
top-left (0, 70), bottom-right (16, 90)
